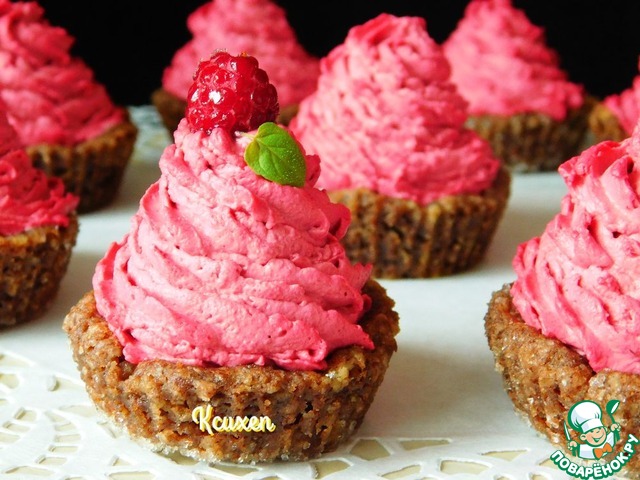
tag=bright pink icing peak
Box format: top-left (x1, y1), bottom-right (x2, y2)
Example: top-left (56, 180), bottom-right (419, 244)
top-left (289, 13), bottom-right (500, 205)
top-left (162, 0), bottom-right (320, 109)
top-left (603, 57), bottom-right (640, 136)
top-left (511, 123), bottom-right (640, 374)
top-left (443, 0), bottom-right (584, 120)
top-left (0, 108), bottom-right (78, 235)
top-left (93, 120), bottom-right (374, 371)
top-left (0, 0), bottom-right (124, 146)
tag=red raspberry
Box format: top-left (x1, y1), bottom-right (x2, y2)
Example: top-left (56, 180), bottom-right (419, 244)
top-left (186, 51), bottom-right (279, 134)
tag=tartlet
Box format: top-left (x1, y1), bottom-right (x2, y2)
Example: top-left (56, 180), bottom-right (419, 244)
top-left (0, 0), bottom-right (137, 213)
top-left (65, 52), bottom-right (399, 463)
top-left (485, 123), bottom-right (640, 476)
top-left (443, 0), bottom-right (590, 172)
top-left (290, 13), bottom-right (509, 278)
top-left (0, 104), bottom-right (78, 327)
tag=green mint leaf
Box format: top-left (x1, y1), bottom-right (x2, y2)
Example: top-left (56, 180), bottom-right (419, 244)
top-left (244, 122), bottom-right (307, 187)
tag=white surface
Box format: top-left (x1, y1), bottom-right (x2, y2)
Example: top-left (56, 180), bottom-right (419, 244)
top-left (0, 107), bottom-right (607, 479)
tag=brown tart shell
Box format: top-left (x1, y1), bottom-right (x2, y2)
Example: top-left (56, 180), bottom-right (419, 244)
top-left (63, 279), bottom-right (400, 463)
top-left (485, 283), bottom-right (640, 478)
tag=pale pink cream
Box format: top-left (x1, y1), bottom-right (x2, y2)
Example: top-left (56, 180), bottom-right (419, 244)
top-left (0, 0), bottom-right (125, 146)
top-left (162, 0), bottom-right (320, 110)
top-left (93, 120), bottom-right (374, 371)
top-left (603, 57), bottom-right (640, 136)
top-left (0, 108), bottom-right (78, 235)
top-left (443, 0), bottom-right (584, 120)
top-left (289, 13), bottom-right (499, 205)
top-left (511, 123), bottom-right (640, 374)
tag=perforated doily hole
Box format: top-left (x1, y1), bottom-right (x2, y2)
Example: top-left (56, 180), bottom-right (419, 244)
top-left (5, 466), bottom-right (52, 477)
top-left (350, 438), bottom-right (390, 460)
top-left (109, 473), bottom-right (155, 480)
top-left (440, 459), bottom-right (490, 475)
top-left (49, 445), bottom-right (78, 454)
top-left (538, 457), bottom-right (563, 477)
top-left (59, 404), bottom-right (98, 417)
top-left (3, 421), bottom-right (29, 433)
top-left (16, 408), bottom-right (38, 422)
top-left (209, 464), bottom-right (258, 476)
top-left (196, 474), bottom-right (226, 480)
top-left (0, 373), bottom-right (19, 388)
top-left (0, 431), bottom-right (19, 444)
top-left (0, 352), bottom-right (31, 367)
top-left (482, 450), bottom-right (527, 461)
top-left (38, 456), bottom-right (66, 466)
top-left (312, 459), bottom-right (350, 477)
top-left (47, 375), bottom-right (85, 393)
top-left (381, 464), bottom-right (421, 479)
top-left (163, 451), bottom-right (200, 466)
top-left (400, 438), bottom-right (450, 450)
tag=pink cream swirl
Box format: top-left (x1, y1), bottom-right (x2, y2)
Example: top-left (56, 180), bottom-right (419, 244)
top-left (162, 0), bottom-right (320, 109)
top-left (289, 13), bottom-right (499, 205)
top-left (442, 0), bottom-right (584, 120)
top-left (0, 0), bottom-right (124, 146)
top-left (0, 110), bottom-right (78, 235)
top-left (603, 57), bottom-right (640, 136)
top-left (511, 125), bottom-right (640, 374)
top-left (93, 120), bottom-right (374, 371)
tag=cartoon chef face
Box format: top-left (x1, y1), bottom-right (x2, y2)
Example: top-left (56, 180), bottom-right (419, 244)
top-left (581, 426), bottom-right (607, 447)
top-left (568, 400), bottom-right (608, 447)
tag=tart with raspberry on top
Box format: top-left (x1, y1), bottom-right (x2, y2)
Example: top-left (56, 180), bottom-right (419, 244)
top-left (64, 51), bottom-right (400, 463)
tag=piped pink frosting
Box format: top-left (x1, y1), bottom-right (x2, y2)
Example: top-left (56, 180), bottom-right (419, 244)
top-left (0, 0), bottom-right (125, 146)
top-left (93, 120), bottom-right (374, 371)
top-left (0, 106), bottom-right (78, 235)
top-left (511, 122), bottom-right (640, 374)
top-left (603, 57), bottom-right (640, 136)
top-left (289, 13), bottom-right (500, 205)
top-left (443, 0), bottom-right (584, 120)
top-left (162, 0), bottom-right (320, 110)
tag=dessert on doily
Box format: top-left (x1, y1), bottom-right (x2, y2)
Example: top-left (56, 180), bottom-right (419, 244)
top-left (588, 56), bottom-right (640, 144)
top-left (64, 51), bottom-right (399, 463)
top-left (289, 13), bottom-right (510, 278)
top-left (0, 102), bottom-right (78, 327)
top-left (442, 0), bottom-right (592, 172)
top-left (0, 0), bottom-right (137, 213)
top-left (152, 0), bottom-right (320, 133)
top-left (485, 120), bottom-right (640, 476)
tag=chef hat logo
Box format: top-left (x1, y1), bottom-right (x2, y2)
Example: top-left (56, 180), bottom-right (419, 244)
top-left (568, 400), bottom-right (604, 434)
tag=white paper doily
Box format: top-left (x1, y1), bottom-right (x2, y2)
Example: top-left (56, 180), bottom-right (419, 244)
top-left (0, 106), bottom-right (629, 480)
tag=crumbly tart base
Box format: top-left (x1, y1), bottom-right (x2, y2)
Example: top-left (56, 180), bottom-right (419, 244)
top-left (27, 115), bottom-right (138, 213)
top-left (0, 213), bottom-right (78, 327)
top-left (63, 280), bottom-right (399, 463)
top-left (485, 284), bottom-right (640, 478)
top-left (586, 102), bottom-right (628, 145)
top-left (467, 99), bottom-right (595, 172)
top-left (329, 166), bottom-right (510, 279)
top-left (151, 87), bottom-right (299, 133)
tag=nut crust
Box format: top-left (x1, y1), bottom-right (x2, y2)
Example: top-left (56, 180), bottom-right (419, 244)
top-left (0, 213), bottom-right (78, 327)
top-left (329, 166), bottom-right (510, 278)
top-left (27, 115), bottom-right (138, 213)
top-left (63, 280), bottom-right (399, 463)
top-left (485, 284), bottom-right (640, 478)
top-left (467, 98), bottom-right (595, 172)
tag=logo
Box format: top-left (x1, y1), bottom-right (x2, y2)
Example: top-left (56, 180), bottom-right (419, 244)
top-left (549, 399), bottom-right (638, 479)
top-left (191, 405), bottom-right (277, 434)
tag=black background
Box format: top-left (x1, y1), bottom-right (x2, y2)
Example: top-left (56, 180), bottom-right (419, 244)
top-left (36, 0), bottom-right (640, 106)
